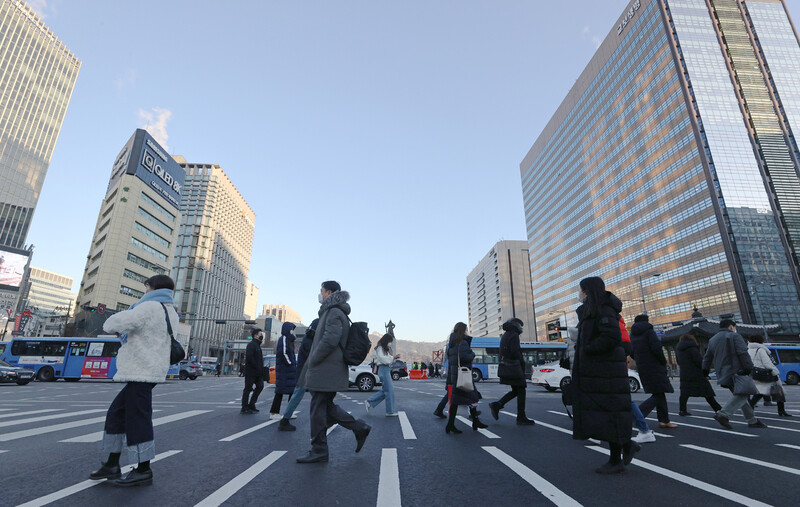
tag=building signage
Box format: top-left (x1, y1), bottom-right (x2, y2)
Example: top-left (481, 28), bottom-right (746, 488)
top-left (122, 129), bottom-right (185, 210)
top-left (617, 0), bottom-right (641, 36)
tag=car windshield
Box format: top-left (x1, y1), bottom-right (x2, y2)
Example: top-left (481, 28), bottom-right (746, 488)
top-left (0, 360), bottom-right (9, 367)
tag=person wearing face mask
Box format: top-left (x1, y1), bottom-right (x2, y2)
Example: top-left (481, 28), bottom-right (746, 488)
top-left (278, 318), bottom-right (319, 431)
top-left (241, 327), bottom-right (266, 414)
top-left (296, 281), bottom-right (371, 463)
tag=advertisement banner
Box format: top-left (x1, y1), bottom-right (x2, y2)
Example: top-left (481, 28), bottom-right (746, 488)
top-left (0, 248), bottom-right (28, 289)
top-left (127, 130), bottom-right (184, 210)
top-left (81, 357), bottom-right (111, 378)
top-left (0, 288), bottom-right (19, 314)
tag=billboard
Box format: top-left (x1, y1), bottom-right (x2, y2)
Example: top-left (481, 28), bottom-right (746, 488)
top-left (0, 247), bottom-right (29, 290)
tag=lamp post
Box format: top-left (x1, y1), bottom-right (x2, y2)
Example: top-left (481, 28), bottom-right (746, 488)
top-left (751, 282), bottom-right (777, 341)
top-left (638, 272), bottom-right (661, 315)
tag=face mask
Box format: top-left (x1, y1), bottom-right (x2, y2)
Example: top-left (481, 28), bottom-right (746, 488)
top-left (577, 293), bottom-right (586, 303)
top-left (318, 293), bottom-right (324, 304)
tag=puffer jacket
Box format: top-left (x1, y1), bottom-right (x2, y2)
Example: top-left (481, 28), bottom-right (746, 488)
top-left (297, 291), bottom-right (351, 392)
top-left (275, 322), bottom-right (297, 395)
top-left (748, 342), bottom-right (780, 396)
top-left (630, 321), bottom-right (673, 394)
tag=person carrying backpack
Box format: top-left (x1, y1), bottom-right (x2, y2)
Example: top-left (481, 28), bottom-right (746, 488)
top-left (296, 281), bottom-right (371, 464)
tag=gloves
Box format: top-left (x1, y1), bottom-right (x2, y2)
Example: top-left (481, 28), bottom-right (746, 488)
top-left (739, 368), bottom-right (752, 376)
top-left (702, 369), bottom-right (710, 377)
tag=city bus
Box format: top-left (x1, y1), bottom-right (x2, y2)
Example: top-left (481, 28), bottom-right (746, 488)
top-left (766, 343), bottom-right (800, 385)
top-left (0, 336), bottom-right (120, 381)
top-left (460, 337), bottom-right (567, 382)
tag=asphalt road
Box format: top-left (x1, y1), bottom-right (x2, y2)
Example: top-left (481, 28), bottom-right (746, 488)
top-left (1, 376), bottom-right (799, 506)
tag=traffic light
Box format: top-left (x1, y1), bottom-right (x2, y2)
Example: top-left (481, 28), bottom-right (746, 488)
top-left (81, 304), bottom-right (96, 313)
top-left (244, 320), bottom-right (256, 325)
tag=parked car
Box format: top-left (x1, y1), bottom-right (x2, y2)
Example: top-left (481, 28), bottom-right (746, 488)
top-left (179, 360), bottom-right (203, 380)
top-left (0, 359), bottom-right (34, 385)
top-left (390, 360), bottom-right (408, 381)
top-left (349, 365), bottom-right (381, 392)
top-left (531, 362), bottom-right (641, 393)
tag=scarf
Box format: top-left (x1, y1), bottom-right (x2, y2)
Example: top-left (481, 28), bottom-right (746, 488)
top-left (119, 288), bottom-right (176, 343)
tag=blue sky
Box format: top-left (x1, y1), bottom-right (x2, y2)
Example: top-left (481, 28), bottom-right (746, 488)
top-left (25, 0), bottom-right (800, 342)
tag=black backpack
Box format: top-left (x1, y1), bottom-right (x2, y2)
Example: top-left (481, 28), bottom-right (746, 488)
top-left (339, 314), bottom-right (371, 366)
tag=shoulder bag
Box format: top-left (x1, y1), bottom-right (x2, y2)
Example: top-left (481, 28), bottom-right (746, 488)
top-left (497, 346), bottom-right (524, 381)
top-left (455, 346), bottom-right (474, 392)
top-left (161, 303), bottom-right (185, 365)
top-left (727, 336), bottom-right (758, 396)
top-left (769, 382), bottom-right (786, 403)
top-left (751, 348), bottom-right (779, 382)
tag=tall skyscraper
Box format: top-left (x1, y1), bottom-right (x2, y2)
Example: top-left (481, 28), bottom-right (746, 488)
top-left (521, 0), bottom-right (800, 339)
top-left (261, 304), bottom-right (302, 325)
top-left (467, 241), bottom-right (538, 341)
top-left (0, 0), bottom-right (80, 248)
top-left (74, 129), bottom-right (184, 335)
top-left (171, 159), bottom-right (255, 359)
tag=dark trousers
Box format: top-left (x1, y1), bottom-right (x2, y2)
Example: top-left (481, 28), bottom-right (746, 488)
top-left (639, 393), bottom-right (669, 423)
top-left (270, 393), bottom-right (284, 414)
top-left (310, 391), bottom-right (368, 453)
top-left (104, 382), bottom-right (155, 447)
top-left (242, 375), bottom-right (264, 408)
top-left (679, 393), bottom-right (721, 412)
top-left (436, 389), bottom-right (449, 413)
top-left (750, 394), bottom-right (786, 414)
top-left (497, 385), bottom-right (527, 418)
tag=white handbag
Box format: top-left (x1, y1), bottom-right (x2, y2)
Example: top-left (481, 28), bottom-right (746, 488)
top-left (455, 348), bottom-right (474, 392)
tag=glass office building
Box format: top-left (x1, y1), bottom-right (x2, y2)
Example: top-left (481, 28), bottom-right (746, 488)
top-left (521, 0), bottom-right (800, 339)
top-left (0, 0), bottom-right (80, 248)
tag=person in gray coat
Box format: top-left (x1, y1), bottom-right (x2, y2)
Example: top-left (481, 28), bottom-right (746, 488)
top-left (296, 281), bottom-right (371, 464)
top-left (702, 319), bottom-right (766, 429)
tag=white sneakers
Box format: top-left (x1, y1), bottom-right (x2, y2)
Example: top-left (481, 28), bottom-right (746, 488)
top-left (632, 430), bottom-right (656, 443)
top-left (386, 412), bottom-right (398, 417)
top-left (270, 413), bottom-right (282, 420)
top-left (365, 400), bottom-right (371, 413)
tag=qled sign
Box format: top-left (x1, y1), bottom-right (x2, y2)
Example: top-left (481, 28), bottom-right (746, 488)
top-left (121, 129), bottom-right (185, 210)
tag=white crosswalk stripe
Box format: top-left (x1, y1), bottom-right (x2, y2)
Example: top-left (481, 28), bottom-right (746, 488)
top-left (397, 411), bottom-right (416, 439)
top-left (0, 409), bottom-right (62, 420)
top-left (645, 417), bottom-right (756, 437)
top-left (682, 444), bottom-right (800, 475)
top-left (219, 418), bottom-right (281, 442)
top-left (671, 412), bottom-right (800, 434)
top-left (776, 443), bottom-right (800, 450)
top-left (377, 448), bottom-right (402, 507)
top-left (60, 410), bottom-right (211, 443)
top-left (546, 410), bottom-right (674, 438)
top-left (0, 409), bottom-right (106, 429)
top-left (455, 415), bottom-right (500, 438)
top-left (484, 446), bottom-right (581, 506)
top-left (693, 408), bottom-right (800, 425)
top-left (194, 451), bottom-right (286, 507)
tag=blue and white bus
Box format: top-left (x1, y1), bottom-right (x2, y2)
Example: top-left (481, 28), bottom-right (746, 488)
top-left (766, 344), bottom-right (800, 385)
top-left (0, 336), bottom-right (120, 381)
top-left (455, 337), bottom-right (567, 382)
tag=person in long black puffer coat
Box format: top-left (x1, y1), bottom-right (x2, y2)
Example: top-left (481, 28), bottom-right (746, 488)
top-left (676, 334), bottom-right (721, 416)
top-left (630, 314), bottom-right (677, 429)
top-left (572, 277), bottom-right (638, 474)
top-left (270, 322), bottom-right (298, 419)
top-left (489, 318), bottom-right (534, 425)
top-left (445, 322), bottom-right (488, 434)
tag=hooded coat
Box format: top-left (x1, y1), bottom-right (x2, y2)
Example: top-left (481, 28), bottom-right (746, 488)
top-left (295, 319), bottom-right (318, 375)
top-left (297, 291), bottom-right (351, 392)
top-left (748, 342), bottom-right (780, 396)
top-left (630, 321), bottom-right (673, 394)
top-left (446, 333), bottom-right (482, 405)
top-left (572, 292), bottom-right (632, 444)
top-left (499, 319), bottom-right (526, 387)
top-left (275, 322), bottom-right (298, 395)
top-left (676, 339), bottom-right (715, 398)
top-left (702, 330), bottom-right (753, 388)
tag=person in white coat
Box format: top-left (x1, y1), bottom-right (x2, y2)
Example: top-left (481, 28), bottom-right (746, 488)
top-left (365, 334), bottom-right (398, 416)
top-left (747, 335), bottom-right (792, 417)
top-left (88, 274), bottom-right (179, 487)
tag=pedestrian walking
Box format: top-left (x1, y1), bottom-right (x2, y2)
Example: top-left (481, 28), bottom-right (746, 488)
top-left (278, 318), bottom-right (319, 431)
top-left (270, 322), bottom-right (298, 419)
top-left (215, 362), bottom-right (221, 377)
top-left (445, 322), bottom-right (488, 434)
top-left (428, 362), bottom-right (434, 378)
top-left (616, 315), bottom-right (656, 444)
top-left (296, 281), bottom-right (371, 464)
top-left (747, 335), bottom-right (792, 417)
top-left (702, 320), bottom-right (767, 429)
top-left (365, 334), bottom-right (398, 416)
top-left (676, 334), bottom-right (721, 416)
top-left (631, 314), bottom-right (677, 429)
top-left (489, 318), bottom-right (534, 425)
top-left (433, 343), bottom-right (450, 419)
top-left (88, 274), bottom-right (178, 487)
top-left (241, 328), bottom-right (266, 414)
top-left (571, 277), bottom-right (638, 474)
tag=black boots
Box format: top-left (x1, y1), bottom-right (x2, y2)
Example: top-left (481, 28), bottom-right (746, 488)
top-left (516, 393), bottom-right (535, 425)
top-left (489, 402), bottom-right (501, 420)
top-left (470, 407), bottom-right (488, 430)
top-left (445, 407), bottom-right (462, 434)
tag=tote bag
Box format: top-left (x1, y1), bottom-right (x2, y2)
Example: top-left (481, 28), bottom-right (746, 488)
top-left (455, 350), bottom-right (474, 392)
top-left (727, 336), bottom-right (758, 396)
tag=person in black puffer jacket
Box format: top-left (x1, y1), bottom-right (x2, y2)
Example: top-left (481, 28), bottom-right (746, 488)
top-left (630, 314), bottom-right (676, 428)
top-left (572, 277), bottom-right (637, 474)
top-left (278, 319), bottom-right (319, 431)
top-left (445, 322), bottom-right (488, 434)
top-left (489, 318), bottom-right (534, 425)
top-left (676, 333), bottom-right (720, 416)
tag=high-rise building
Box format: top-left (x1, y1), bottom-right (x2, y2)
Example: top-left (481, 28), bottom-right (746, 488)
top-left (521, 0), bottom-right (800, 339)
top-left (19, 266), bottom-right (75, 315)
top-left (171, 159), bottom-right (255, 359)
top-left (467, 241), bottom-right (538, 341)
top-left (261, 304), bottom-right (302, 325)
top-left (0, 0), bottom-right (80, 249)
top-left (74, 129), bottom-right (184, 336)
top-left (243, 280), bottom-right (258, 320)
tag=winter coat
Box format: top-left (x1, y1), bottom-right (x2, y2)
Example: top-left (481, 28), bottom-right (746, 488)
top-left (748, 342), bottom-right (780, 396)
top-left (702, 330), bottom-right (753, 388)
top-left (446, 334), bottom-right (481, 406)
top-left (676, 339), bottom-right (715, 398)
top-left (630, 321), bottom-right (673, 394)
top-left (499, 329), bottom-right (526, 387)
top-left (572, 292), bottom-right (632, 445)
top-left (244, 338), bottom-right (265, 378)
top-left (296, 327), bottom-right (315, 375)
top-left (103, 299), bottom-right (177, 384)
top-left (373, 345), bottom-right (394, 366)
top-left (297, 291), bottom-right (351, 392)
top-left (275, 323), bottom-right (298, 395)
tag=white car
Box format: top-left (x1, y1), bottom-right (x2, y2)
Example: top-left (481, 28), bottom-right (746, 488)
top-left (348, 365), bottom-right (382, 392)
top-left (531, 362), bottom-right (641, 393)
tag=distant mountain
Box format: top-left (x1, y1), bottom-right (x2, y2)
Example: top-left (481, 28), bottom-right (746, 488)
top-left (368, 332), bottom-right (447, 363)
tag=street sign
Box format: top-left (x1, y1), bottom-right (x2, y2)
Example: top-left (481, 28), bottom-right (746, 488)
top-left (97, 304), bottom-right (106, 315)
top-left (432, 350), bottom-right (443, 362)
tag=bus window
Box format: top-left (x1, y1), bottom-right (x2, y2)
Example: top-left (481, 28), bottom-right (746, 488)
top-left (484, 348), bottom-right (499, 364)
top-left (41, 341), bottom-right (67, 357)
top-left (70, 342), bottom-right (87, 356)
top-left (11, 340), bottom-right (66, 357)
top-left (103, 342), bottom-right (121, 358)
top-left (777, 349), bottom-right (800, 364)
top-left (86, 342), bottom-right (105, 357)
top-left (0, 343), bottom-right (5, 356)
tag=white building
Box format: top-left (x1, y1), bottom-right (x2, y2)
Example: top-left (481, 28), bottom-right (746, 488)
top-left (244, 280), bottom-right (259, 320)
top-left (261, 304), bottom-right (301, 325)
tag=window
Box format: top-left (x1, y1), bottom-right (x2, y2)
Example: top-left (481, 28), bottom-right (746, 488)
top-left (127, 252), bottom-right (166, 274)
top-left (141, 192), bottom-right (175, 222)
top-left (120, 285), bottom-right (144, 299)
top-left (123, 268), bottom-right (147, 284)
top-left (116, 303), bottom-right (130, 311)
top-left (133, 222), bottom-right (170, 248)
top-left (11, 340), bottom-right (67, 357)
top-left (130, 237), bottom-right (168, 262)
top-left (776, 348), bottom-right (800, 364)
top-left (137, 207), bottom-right (173, 235)
top-left (69, 342), bottom-right (87, 356)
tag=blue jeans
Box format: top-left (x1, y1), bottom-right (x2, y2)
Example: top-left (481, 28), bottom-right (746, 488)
top-left (632, 401), bottom-right (649, 433)
top-left (367, 365), bottom-right (395, 414)
top-left (282, 385), bottom-right (305, 419)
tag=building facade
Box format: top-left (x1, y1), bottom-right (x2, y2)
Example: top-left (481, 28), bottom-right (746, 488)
top-left (261, 304), bottom-right (302, 325)
top-left (170, 159), bottom-right (255, 359)
top-left (0, 0), bottom-right (80, 249)
top-left (467, 241), bottom-right (538, 341)
top-left (521, 0), bottom-right (800, 339)
top-left (74, 129), bottom-right (184, 336)
top-left (19, 266), bottom-right (75, 315)
top-left (244, 280), bottom-right (258, 319)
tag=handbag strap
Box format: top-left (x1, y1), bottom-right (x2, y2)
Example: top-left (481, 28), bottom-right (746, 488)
top-left (160, 303), bottom-right (175, 341)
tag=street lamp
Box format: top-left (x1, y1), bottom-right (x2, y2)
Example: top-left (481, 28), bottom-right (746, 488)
top-left (638, 272), bottom-right (661, 315)
top-left (751, 282), bottom-right (777, 341)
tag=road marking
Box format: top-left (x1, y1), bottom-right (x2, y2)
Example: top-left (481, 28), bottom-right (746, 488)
top-left (0, 409), bottom-right (107, 428)
top-left (397, 412), bottom-right (416, 439)
top-left (1, 416), bottom-right (106, 442)
top-left (546, 410), bottom-right (673, 438)
top-left (377, 449), bottom-right (402, 507)
top-left (513, 411), bottom-right (600, 444)
top-left (194, 451), bottom-right (286, 507)
top-left (777, 444), bottom-right (800, 450)
top-left (0, 408), bottom-right (15, 412)
top-left (455, 415), bottom-right (500, 438)
top-left (682, 444), bottom-right (800, 476)
top-left (327, 411), bottom-right (352, 435)
top-left (16, 450), bottom-right (182, 507)
top-left (693, 408), bottom-right (800, 426)
top-left (584, 446), bottom-right (770, 507)
top-left (60, 410), bottom-right (210, 443)
top-left (0, 409), bottom-right (62, 420)
top-left (645, 417), bottom-right (756, 437)
top-left (670, 412), bottom-right (800, 434)
top-left (220, 418), bottom-right (281, 441)
top-left (483, 446), bottom-right (581, 506)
